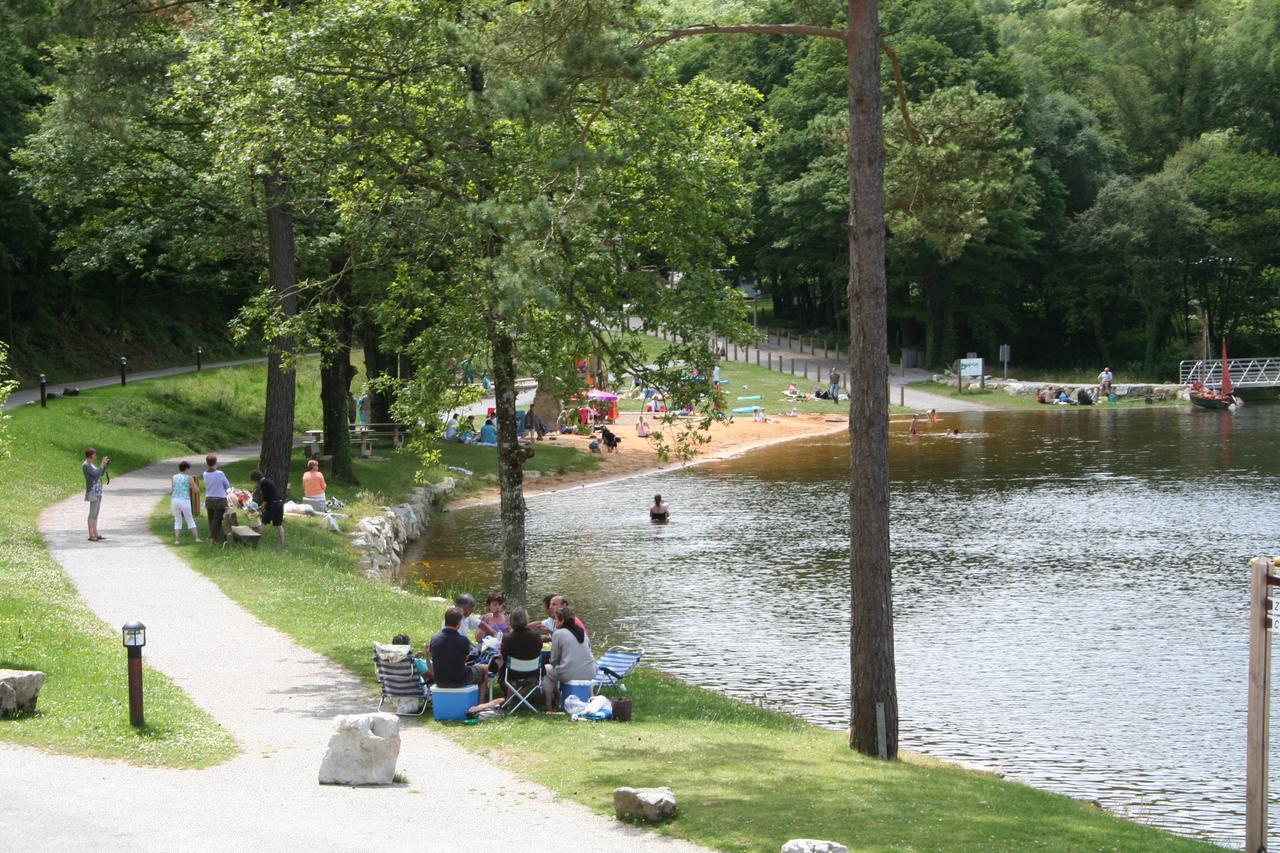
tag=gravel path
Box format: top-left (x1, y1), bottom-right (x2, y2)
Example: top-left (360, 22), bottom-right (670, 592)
top-left (0, 451), bottom-right (705, 853)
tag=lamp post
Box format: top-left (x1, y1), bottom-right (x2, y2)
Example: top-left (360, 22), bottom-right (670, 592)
top-left (38, 373), bottom-right (46, 408)
top-left (119, 356), bottom-right (128, 387)
top-left (122, 621), bottom-right (146, 727)
top-left (196, 346), bottom-right (203, 371)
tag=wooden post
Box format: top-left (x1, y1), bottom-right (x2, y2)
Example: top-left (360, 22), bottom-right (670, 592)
top-left (1246, 555), bottom-right (1275, 853)
top-left (900, 385), bottom-right (905, 408)
top-left (756, 347), bottom-right (761, 366)
top-left (768, 353), bottom-right (773, 371)
top-left (804, 361), bottom-right (809, 380)
top-left (733, 343), bottom-right (738, 361)
top-left (790, 357), bottom-right (794, 375)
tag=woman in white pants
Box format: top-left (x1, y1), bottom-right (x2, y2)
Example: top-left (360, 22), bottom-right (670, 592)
top-left (170, 461), bottom-right (201, 544)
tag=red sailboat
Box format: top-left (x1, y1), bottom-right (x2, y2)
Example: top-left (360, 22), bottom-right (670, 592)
top-left (1189, 340), bottom-right (1241, 410)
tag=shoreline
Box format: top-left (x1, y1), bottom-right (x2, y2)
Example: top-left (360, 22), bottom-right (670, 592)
top-left (446, 412), bottom-right (852, 511)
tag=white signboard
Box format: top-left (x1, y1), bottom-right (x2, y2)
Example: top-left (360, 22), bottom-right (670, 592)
top-left (959, 357), bottom-right (984, 378)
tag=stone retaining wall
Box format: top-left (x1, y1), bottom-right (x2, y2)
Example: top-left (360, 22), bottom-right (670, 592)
top-left (349, 478), bottom-right (455, 578)
top-left (930, 375), bottom-right (1186, 400)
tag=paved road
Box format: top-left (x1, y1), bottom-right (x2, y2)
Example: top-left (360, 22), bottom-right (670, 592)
top-left (0, 452), bottom-right (705, 853)
top-left (4, 357), bottom-right (271, 411)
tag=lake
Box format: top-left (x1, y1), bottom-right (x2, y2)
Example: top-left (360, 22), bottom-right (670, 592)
top-left (410, 404), bottom-right (1280, 847)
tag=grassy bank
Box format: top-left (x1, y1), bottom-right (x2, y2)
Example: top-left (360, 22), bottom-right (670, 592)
top-left (152, 463), bottom-right (1212, 850)
top-left (0, 367), bottom-right (313, 764)
top-left (0, 355), bottom-right (387, 764)
top-left (627, 336), bottom-right (914, 416)
top-left (907, 381), bottom-right (1181, 412)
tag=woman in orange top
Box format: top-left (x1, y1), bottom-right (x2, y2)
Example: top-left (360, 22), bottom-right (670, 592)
top-left (301, 459), bottom-right (327, 512)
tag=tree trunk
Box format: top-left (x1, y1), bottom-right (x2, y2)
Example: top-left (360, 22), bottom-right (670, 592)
top-left (320, 267), bottom-right (355, 483)
top-left (922, 264), bottom-right (943, 369)
top-left (361, 325), bottom-right (394, 424)
top-left (491, 327), bottom-right (532, 605)
top-left (846, 0), bottom-right (898, 759)
top-left (1143, 312), bottom-right (1160, 376)
top-left (259, 162), bottom-right (298, 492)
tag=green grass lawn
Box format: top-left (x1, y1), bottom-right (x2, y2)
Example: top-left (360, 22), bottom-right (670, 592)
top-left (0, 354), bottom-right (385, 766)
top-left (0, 375), bottom-right (283, 765)
top-left (149, 451), bottom-right (1214, 851)
top-left (907, 381), bottom-right (1181, 412)
top-left (430, 439), bottom-right (600, 483)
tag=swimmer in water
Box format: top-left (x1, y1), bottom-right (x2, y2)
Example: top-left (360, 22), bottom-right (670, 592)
top-left (909, 414), bottom-right (919, 435)
top-left (649, 494), bottom-right (670, 521)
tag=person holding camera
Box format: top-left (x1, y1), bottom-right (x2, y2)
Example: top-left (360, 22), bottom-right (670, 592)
top-left (82, 448), bottom-right (110, 541)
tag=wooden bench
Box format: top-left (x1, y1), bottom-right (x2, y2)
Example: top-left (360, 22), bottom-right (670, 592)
top-left (227, 525), bottom-right (261, 549)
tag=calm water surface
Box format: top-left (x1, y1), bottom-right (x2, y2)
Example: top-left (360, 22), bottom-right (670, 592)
top-left (411, 405), bottom-right (1280, 847)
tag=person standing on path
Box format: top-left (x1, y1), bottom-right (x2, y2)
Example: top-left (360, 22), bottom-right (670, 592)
top-left (829, 367), bottom-right (841, 403)
top-left (1098, 366), bottom-right (1113, 396)
top-left (82, 448), bottom-right (110, 541)
top-left (169, 461), bottom-right (202, 544)
top-left (202, 454), bottom-right (232, 544)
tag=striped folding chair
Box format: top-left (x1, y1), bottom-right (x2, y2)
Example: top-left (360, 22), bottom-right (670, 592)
top-left (592, 646), bottom-right (644, 694)
top-left (373, 643), bottom-right (429, 716)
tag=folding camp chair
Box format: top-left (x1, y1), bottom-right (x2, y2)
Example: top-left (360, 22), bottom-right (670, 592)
top-left (592, 646), bottom-right (643, 694)
top-left (373, 643), bottom-right (429, 716)
top-left (502, 656), bottom-right (543, 715)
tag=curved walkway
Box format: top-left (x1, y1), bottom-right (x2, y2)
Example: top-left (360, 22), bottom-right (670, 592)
top-left (0, 452), bottom-right (704, 853)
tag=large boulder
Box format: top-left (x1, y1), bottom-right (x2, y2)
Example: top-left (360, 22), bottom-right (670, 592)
top-left (318, 712), bottom-right (401, 786)
top-left (782, 841), bottom-right (848, 853)
top-left (613, 786), bottom-right (677, 822)
top-left (0, 670), bottom-right (45, 717)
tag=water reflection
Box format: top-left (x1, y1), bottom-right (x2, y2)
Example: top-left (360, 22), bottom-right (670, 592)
top-left (410, 405), bottom-right (1280, 847)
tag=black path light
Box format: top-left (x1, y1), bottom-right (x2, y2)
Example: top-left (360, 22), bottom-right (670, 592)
top-left (38, 373), bottom-right (46, 408)
top-left (196, 346), bottom-right (203, 371)
top-left (122, 621), bottom-right (146, 727)
top-left (119, 356), bottom-right (128, 387)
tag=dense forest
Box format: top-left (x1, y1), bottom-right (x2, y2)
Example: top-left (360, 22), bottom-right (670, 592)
top-left (672, 0), bottom-right (1280, 374)
top-left (1, 0), bottom-right (1279, 382)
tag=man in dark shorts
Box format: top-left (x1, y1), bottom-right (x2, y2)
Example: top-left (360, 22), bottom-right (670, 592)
top-left (430, 608), bottom-right (489, 703)
top-left (249, 469), bottom-right (286, 544)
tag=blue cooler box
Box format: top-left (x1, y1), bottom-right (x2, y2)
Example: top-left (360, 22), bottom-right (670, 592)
top-left (431, 684), bottom-right (479, 721)
top-left (562, 680), bottom-right (593, 707)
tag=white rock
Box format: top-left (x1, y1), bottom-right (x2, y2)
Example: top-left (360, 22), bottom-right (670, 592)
top-left (613, 786), bottom-right (676, 822)
top-left (0, 669), bottom-right (46, 717)
top-left (318, 712), bottom-right (401, 785)
top-left (782, 841), bottom-right (848, 853)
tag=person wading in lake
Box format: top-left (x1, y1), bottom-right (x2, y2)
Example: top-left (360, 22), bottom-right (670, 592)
top-left (649, 494), bottom-right (670, 521)
top-left (82, 447), bottom-right (110, 541)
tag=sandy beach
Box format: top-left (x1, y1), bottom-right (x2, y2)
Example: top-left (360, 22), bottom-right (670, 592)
top-left (450, 410), bottom-right (852, 508)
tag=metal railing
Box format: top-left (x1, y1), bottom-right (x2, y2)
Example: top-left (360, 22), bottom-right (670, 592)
top-left (1179, 357), bottom-right (1280, 388)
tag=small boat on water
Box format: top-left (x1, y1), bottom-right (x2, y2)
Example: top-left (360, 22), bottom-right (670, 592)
top-left (1189, 341), bottom-right (1242, 411)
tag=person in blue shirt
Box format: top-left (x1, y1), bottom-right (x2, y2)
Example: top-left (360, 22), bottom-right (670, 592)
top-left (478, 418), bottom-right (498, 445)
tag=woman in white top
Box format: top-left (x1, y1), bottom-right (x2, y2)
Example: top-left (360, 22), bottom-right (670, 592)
top-left (170, 461), bottom-right (201, 544)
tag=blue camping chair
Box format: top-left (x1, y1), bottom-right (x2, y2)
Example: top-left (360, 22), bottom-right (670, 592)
top-left (592, 646), bottom-right (644, 694)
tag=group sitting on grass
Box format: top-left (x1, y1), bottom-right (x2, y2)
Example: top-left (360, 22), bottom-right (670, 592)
top-left (399, 591), bottom-right (595, 713)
